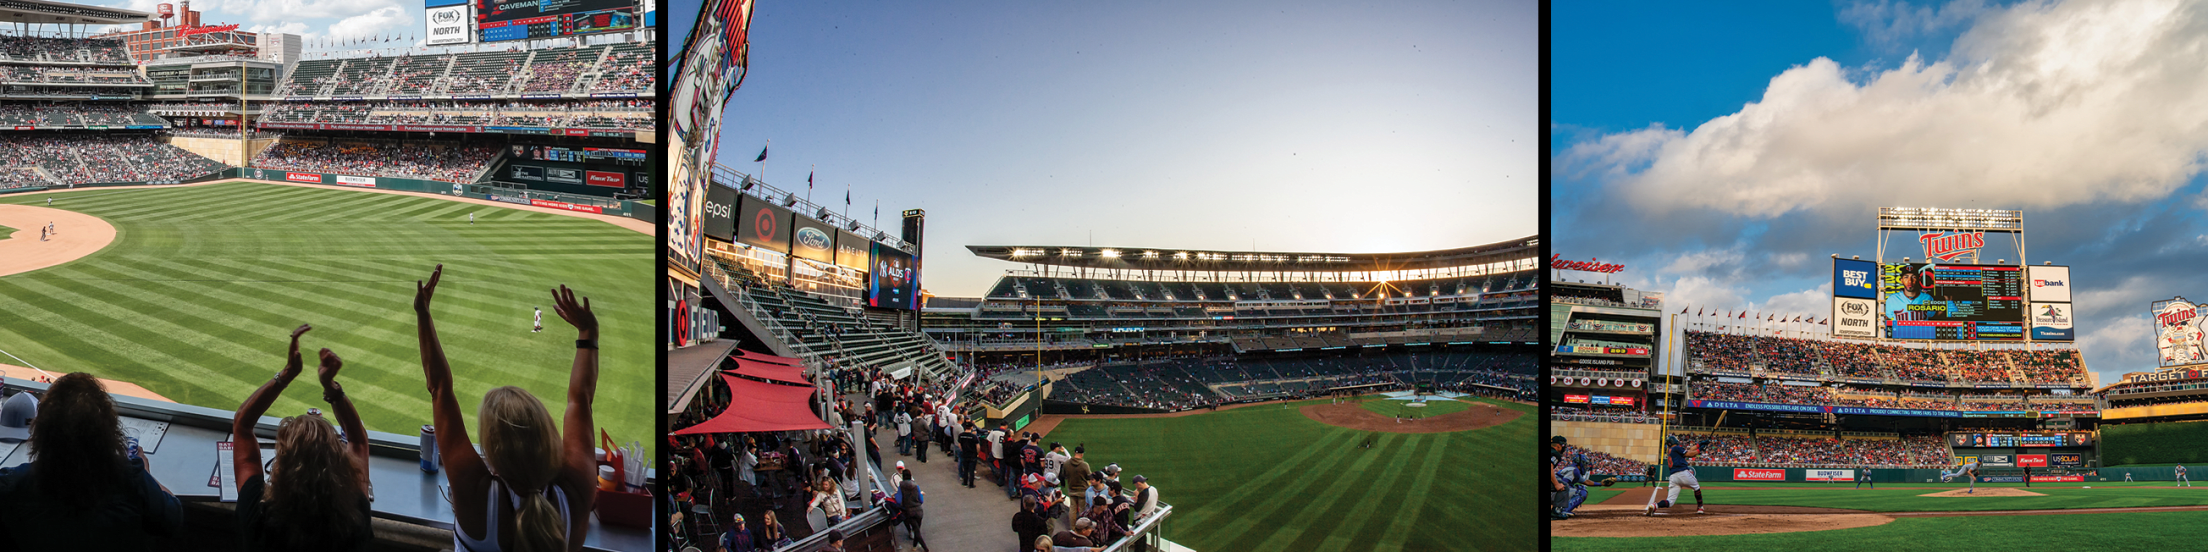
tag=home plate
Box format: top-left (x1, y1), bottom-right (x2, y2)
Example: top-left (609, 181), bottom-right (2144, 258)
top-left (1919, 488), bottom-right (2046, 497)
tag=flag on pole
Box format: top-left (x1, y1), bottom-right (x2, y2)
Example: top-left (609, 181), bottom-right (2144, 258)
top-left (754, 143), bottom-right (768, 162)
top-left (808, 171), bottom-right (814, 192)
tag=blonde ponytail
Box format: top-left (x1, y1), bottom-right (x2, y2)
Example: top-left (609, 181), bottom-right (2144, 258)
top-left (479, 386), bottom-right (567, 551)
top-left (511, 488), bottom-right (567, 552)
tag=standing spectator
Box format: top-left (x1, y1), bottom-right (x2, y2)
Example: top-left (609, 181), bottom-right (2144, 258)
top-left (1131, 475), bottom-right (1161, 523)
top-left (915, 409), bottom-right (932, 464)
top-left (0, 372), bottom-right (184, 550)
top-left (897, 465), bottom-right (926, 548)
top-left (1061, 445), bottom-right (1092, 498)
top-left (1054, 518), bottom-right (1099, 547)
top-left (1012, 496), bottom-right (1050, 549)
top-left (1044, 443), bottom-right (1071, 482)
top-left (957, 423), bottom-right (981, 488)
top-left (895, 409), bottom-right (914, 456)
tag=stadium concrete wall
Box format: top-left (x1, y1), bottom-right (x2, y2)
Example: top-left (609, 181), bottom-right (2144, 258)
top-left (1553, 420), bottom-right (1663, 465)
top-left (166, 135), bottom-right (277, 166)
top-left (2104, 421), bottom-right (2208, 466)
top-left (1675, 466), bottom-right (2172, 483)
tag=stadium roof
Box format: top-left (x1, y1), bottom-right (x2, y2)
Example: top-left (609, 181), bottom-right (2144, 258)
top-left (967, 235), bottom-right (1537, 273)
top-left (0, 0), bottom-right (150, 26)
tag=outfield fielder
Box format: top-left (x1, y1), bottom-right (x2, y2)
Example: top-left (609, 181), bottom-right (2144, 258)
top-left (1940, 459), bottom-right (1980, 494)
top-left (1645, 435), bottom-right (1706, 515)
top-left (2179, 465), bottom-right (2191, 487)
top-left (533, 306), bottom-right (544, 333)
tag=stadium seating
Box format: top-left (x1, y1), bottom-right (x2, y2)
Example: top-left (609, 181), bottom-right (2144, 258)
top-left (275, 44), bottom-right (655, 97)
top-left (251, 140), bottom-right (498, 183)
top-left (703, 258), bottom-right (962, 383)
top-left (257, 99), bottom-right (649, 130)
top-left (0, 36), bottom-right (129, 64)
top-left (0, 135), bottom-right (226, 185)
top-left (1684, 331), bottom-right (2088, 385)
top-left (0, 103), bottom-right (169, 127)
top-left (1038, 350), bottom-right (1533, 409)
top-left (1690, 378), bottom-right (2098, 414)
top-left (1680, 431), bottom-right (1950, 469)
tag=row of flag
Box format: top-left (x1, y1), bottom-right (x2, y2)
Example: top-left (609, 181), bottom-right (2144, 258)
top-left (307, 34), bottom-right (415, 49)
top-left (1678, 306), bottom-right (1828, 326)
top-left (752, 142), bottom-right (876, 222)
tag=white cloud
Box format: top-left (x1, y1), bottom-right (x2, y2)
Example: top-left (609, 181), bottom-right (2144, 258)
top-left (2082, 313), bottom-right (2155, 381)
top-left (1572, 0), bottom-right (2208, 219)
top-left (325, 6), bottom-right (410, 39)
top-left (246, 22), bottom-right (310, 36)
top-left (1757, 282), bottom-right (1834, 319)
top-left (1838, 0), bottom-right (1997, 48)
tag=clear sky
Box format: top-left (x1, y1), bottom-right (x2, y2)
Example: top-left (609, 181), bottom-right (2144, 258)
top-left (1553, 0), bottom-right (2208, 383)
top-left (681, 0), bottom-right (1538, 297)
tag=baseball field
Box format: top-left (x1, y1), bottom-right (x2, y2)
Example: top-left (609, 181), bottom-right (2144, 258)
top-left (1040, 395), bottom-right (1534, 552)
top-left (0, 181), bottom-right (653, 440)
top-left (1556, 480), bottom-right (2208, 552)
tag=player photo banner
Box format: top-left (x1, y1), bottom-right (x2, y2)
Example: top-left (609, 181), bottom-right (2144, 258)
top-left (1834, 297), bottom-right (1877, 338)
top-left (790, 215), bottom-right (835, 263)
top-left (1734, 469), bottom-right (1785, 481)
top-left (2154, 297), bottom-right (2205, 367)
top-left (1805, 469), bottom-right (1854, 482)
top-left (2030, 302), bottom-right (2074, 341)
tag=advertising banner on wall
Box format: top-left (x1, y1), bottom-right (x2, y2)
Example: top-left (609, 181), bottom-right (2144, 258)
top-left (2031, 302), bottom-right (2074, 341)
top-left (1734, 469), bottom-right (1785, 481)
top-left (1834, 297), bottom-right (1877, 338)
top-left (701, 185), bottom-right (736, 242)
top-left (2028, 266), bottom-right (2072, 303)
top-left (333, 175), bottom-right (377, 188)
top-left (1805, 469), bottom-right (1855, 482)
top-left (735, 195), bottom-right (791, 252)
top-left (1834, 258), bottom-right (1878, 299)
top-left (789, 215), bottom-right (835, 264)
top-left (2017, 454), bottom-right (2049, 467)
top-left (834, 229), bottom-right (870, 271)
top-left (425, 4), bottom-right (471, 45)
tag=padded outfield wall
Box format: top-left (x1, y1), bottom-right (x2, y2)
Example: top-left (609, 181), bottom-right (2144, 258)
top-left (2104, 421), bottom-right (2208, 466)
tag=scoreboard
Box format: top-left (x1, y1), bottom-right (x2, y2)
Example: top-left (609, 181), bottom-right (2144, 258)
top-left (476, 0), bottom-right (639, 42)
top-left (1949, 432), bottom-right (2092, 448)
top-left (1882, 263), bottom-right (2026, 340)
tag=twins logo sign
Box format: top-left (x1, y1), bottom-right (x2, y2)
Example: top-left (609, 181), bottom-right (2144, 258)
top-left (1920, 231), bottom-right (1987, 262)
top-left (2156, 298), bottom-right (2206, 367)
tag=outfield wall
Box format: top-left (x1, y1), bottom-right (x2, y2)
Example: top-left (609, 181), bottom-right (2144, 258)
top-left (1554, 420), bottom-right (1662, 465)
top-left (1674, 465), bottom-right (2184, 483)
top-left (2104, 420), bottom-right (2208, 465)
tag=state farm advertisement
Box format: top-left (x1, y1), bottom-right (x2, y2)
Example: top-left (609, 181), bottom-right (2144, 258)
top-left (1734, 469), bottom-right (1785, 481)
top-left (284, 172), bottom-right (321, 183)
top-left (529, 199), bottom-right (603, 214)
top-left (2017, 454), bottom-right (2049, 467)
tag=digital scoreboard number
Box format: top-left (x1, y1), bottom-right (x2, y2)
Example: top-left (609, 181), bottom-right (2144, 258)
top-left (1882, 263), bottom-right (2027, 340)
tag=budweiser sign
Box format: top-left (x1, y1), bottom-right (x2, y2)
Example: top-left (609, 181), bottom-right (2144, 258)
top-left (1551, 255), bottom-right (1625, 274)
top-left (1919, 231), bottom-right (1986, 262)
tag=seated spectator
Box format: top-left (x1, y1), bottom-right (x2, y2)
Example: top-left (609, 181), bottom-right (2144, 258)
top-left (0, 372), bottom-right (184, 549)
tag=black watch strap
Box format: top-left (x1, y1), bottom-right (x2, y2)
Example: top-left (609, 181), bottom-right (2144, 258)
top-left (576, 338), bottom-right (598, 350)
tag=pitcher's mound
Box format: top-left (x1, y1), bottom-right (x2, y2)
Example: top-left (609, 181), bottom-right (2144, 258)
top-left (1919, 487), bottom-right (2045, 497)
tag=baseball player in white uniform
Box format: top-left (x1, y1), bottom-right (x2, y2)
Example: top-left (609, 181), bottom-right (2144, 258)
top-left (1941, 459), bottom-right (1981, 493)
top-left (533, 307), bottom-right (544, 333)
top-left (1646, 435), bottom-right (1706, 515)
top-left (2179, 465), bottom-right (2191, 487)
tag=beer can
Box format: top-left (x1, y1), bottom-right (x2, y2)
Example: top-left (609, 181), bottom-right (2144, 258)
top-left (419, 424), bottom-right (440, 473)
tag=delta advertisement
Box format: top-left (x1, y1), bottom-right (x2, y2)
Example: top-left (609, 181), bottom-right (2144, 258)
top-left (868, 243), bottom-right (919, 310)
top-left (834, 229), bottom-right (870, 271)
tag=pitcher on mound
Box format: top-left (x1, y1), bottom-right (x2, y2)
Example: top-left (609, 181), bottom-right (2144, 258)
top-left (1940, 459), bottom-right (1980, 494)
top-left (1645, 435), bottom-right (1706, 515)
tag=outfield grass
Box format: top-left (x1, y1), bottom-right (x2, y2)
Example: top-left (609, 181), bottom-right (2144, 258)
top-left (0, 223), bottom-right (13, 241)
top-left (0, 182), bottom-right (652, 440)
top-left (1358, 397), bottom-right (1471, 418)
top-left (1043, 396), bottom-right (1533, 552)
top-left (1556, 511), bottom-right (2208, 552)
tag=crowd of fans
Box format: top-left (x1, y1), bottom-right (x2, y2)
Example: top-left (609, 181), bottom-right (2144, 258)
top-left (0, 103), bottom-right (169, 126)
top-left (1564, 446), bottom-right (1651, 477)
top-left (0, 135), bottom-right (226, 185)
top-left (1681, 432), bottom-right (1950, 468)
top-left (1548, 405), bottom-right (1655, 424)
top-left (0, 36), bottom-right (128, 63)
top-left (276, 45), bottom-right (655, 97)
top-left (1684, 331), bottom-right (2088, 384)
top-left (252, 140), bottom-right (498, 183)
top-left (1693, 378), bottom-right (2097, 413)
top-left (258, 99), bottom-right (650, 129)
top-left (1, 166), bottom-right (50, 188)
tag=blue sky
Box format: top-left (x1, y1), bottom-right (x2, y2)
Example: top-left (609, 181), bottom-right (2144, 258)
top-left (677, 0), bottom-right (1538, 297)
top-left (1553, 0), bottom-right (2208, 384)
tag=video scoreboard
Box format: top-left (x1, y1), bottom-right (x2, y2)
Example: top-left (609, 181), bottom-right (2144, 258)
top-left (1949, 432), bottom-right (2092, 448)
top-left (476, 0), bottom-right (639, 42)
top-left (1882, 263), bottom-right (2026, 340)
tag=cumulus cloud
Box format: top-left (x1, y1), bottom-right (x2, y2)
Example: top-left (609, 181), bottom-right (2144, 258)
top-left (1568, 0), bottom-right (2208, 219)
top-left (2081, 313), bottom-right (2154, 380)
top-left (1838, 0), bottom-right (1997, 48)
top-left (325, 6), bottom-right (411, 39)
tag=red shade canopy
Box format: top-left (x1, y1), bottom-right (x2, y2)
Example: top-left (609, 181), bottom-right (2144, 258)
top-left (671, 374), bottom-right (830, 435)
top-left (729, 356), bottom-right (809, 386)
top-left (731, 348), bottom-right (803, 366)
